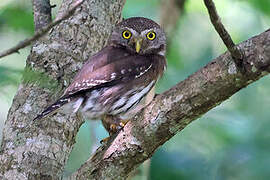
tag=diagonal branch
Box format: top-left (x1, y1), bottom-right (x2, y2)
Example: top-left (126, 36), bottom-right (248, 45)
top-left (0, 0), bottom-right (84, 59)
top-left (203, 0), bottom-right (243, 62)
top-left (70, 29), bottom-right (270, 179)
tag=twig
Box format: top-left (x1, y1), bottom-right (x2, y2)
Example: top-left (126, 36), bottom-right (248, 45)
top-left (0, 0), bottom-right (84, 59)
top-left (203, 0), bottom-right (243, 62)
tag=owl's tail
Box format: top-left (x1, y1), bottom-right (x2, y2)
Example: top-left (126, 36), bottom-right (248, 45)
top-left (33, 96), bottom-right (72, 121)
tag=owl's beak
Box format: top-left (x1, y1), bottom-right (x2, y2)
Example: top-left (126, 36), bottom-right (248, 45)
top-left (134, 38), bottom-right (143, 53)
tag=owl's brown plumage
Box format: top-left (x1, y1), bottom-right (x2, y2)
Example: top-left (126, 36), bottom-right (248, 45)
top-left (35, 17), bottom-right (167, 135)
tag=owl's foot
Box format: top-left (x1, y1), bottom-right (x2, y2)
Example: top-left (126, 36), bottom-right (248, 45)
top-left (100, 137), bottom-right (110, 144)
top-left (109, 119), bottom-right (129, 134)
top-left (119, 119), bottom-right (129, 127)
top-left (109, 123), bottom-right (122, 134)
top-left (100, 117), bottom-right (130, 144)
top-left (100, 123), bottom-right (121, 144)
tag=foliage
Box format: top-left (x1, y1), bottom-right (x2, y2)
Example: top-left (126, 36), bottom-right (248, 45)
top-left (0, 6), bottom-right (34, 34)
top-left (244, 0), bottom-right (270, 17)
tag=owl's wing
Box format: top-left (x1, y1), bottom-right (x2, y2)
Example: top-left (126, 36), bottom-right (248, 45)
top-left (34, 46), bottom-right (154, 120)
top-left (64, 47), bottom-right (154, 95)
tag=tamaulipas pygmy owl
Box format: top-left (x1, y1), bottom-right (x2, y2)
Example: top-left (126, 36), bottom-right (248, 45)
top-left (35, 17), bottom-right (167, 136)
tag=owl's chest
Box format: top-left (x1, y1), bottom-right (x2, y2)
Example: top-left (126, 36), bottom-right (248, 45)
top-left (79, 78), bottom-right (155, 120)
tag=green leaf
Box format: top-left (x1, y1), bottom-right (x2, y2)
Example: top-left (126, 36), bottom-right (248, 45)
top-left (245, 0), bottom-right (270, 16)
top-left (0, 6), bottom-right (34, 34)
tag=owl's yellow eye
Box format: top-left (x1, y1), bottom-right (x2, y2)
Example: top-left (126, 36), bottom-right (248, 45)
top-left (122, 30), bottom-right (132, 39)
top-left (146, 31), bottom-right (156, 40)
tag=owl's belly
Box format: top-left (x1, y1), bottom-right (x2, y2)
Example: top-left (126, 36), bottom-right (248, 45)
top-left (78, 80), bottom-right (155, 120)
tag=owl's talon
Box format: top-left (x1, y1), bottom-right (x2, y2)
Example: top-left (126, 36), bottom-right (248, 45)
top-left (120, 119), bottom-right (129, 127)
top-left (109, 123), bottom-right (123, 134)
top-left (100, 137), bottom-right (110, 144)
top-left (101, 120), bottom-right (129, 144)
top-left (110, 124), bottom-right (118, 133)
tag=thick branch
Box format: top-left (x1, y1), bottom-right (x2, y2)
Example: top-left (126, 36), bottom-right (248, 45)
top-left (71, 29), bottom-right (270, 179)
top-left (204, 0), bottom-right (243, 61)
top-left (32, 0), bottom-right (53, 31)
top-left (0, 0), bottom-right (84, 59)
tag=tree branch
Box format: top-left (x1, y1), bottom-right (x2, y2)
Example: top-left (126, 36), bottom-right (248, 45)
top-left (0, 0), bottom-right (84, 59)
top-left (203, 0), bottom-right (243, 62)
top-left (70, 29), bottom-right (270, 179)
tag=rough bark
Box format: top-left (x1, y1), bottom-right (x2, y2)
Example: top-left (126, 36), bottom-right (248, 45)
top-left (0, 0), bottom-right (125, 179)
top-left (32, 0), bottom-right (52, 31)
top-left (69, 29), bottom-right (270, 179)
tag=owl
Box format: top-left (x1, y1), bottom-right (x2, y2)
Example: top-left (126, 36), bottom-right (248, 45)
top-left (35, 17), bottom-right (167, 135)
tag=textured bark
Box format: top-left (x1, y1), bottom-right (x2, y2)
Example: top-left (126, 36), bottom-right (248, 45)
top-left (32, 0), bottom-right (52, 31)
top-left (0, 0), bottom-right (125, 179)
top-left (69, 29), bottom-right (270, 179)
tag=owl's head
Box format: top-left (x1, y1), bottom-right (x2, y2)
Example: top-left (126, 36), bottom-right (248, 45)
top-left (109, 17), bottom-right (166, 56)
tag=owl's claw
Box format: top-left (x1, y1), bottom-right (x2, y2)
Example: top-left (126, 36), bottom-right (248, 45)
top-left (100, 137), bottom-right (110, 144)
top-left (119, 119), bottom-right (129, 127)
top-left (100, 123), bottom-right (121, 144)
top-left (109, 124), bottom-right (122, 133)
top-left (100, 120), bottom-right (130, 144)
top-left (109, 120), bottom-right (128, 134)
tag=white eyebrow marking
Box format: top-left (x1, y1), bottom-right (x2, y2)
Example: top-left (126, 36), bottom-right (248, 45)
top-left (141, 29), bottom-right (155, 36)
top-left (125, 27), bottom-right (139, 36)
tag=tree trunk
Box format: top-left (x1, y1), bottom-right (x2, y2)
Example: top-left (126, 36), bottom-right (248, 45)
top-left (0, 0), bottom-right (125, 179)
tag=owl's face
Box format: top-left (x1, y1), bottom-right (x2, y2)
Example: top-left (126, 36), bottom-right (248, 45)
top-left (109, 17), bottom-right (166, 56)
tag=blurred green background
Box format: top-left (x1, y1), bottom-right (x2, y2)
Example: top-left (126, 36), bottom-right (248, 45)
top-left (0, 0), bottom-right (270, 179)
